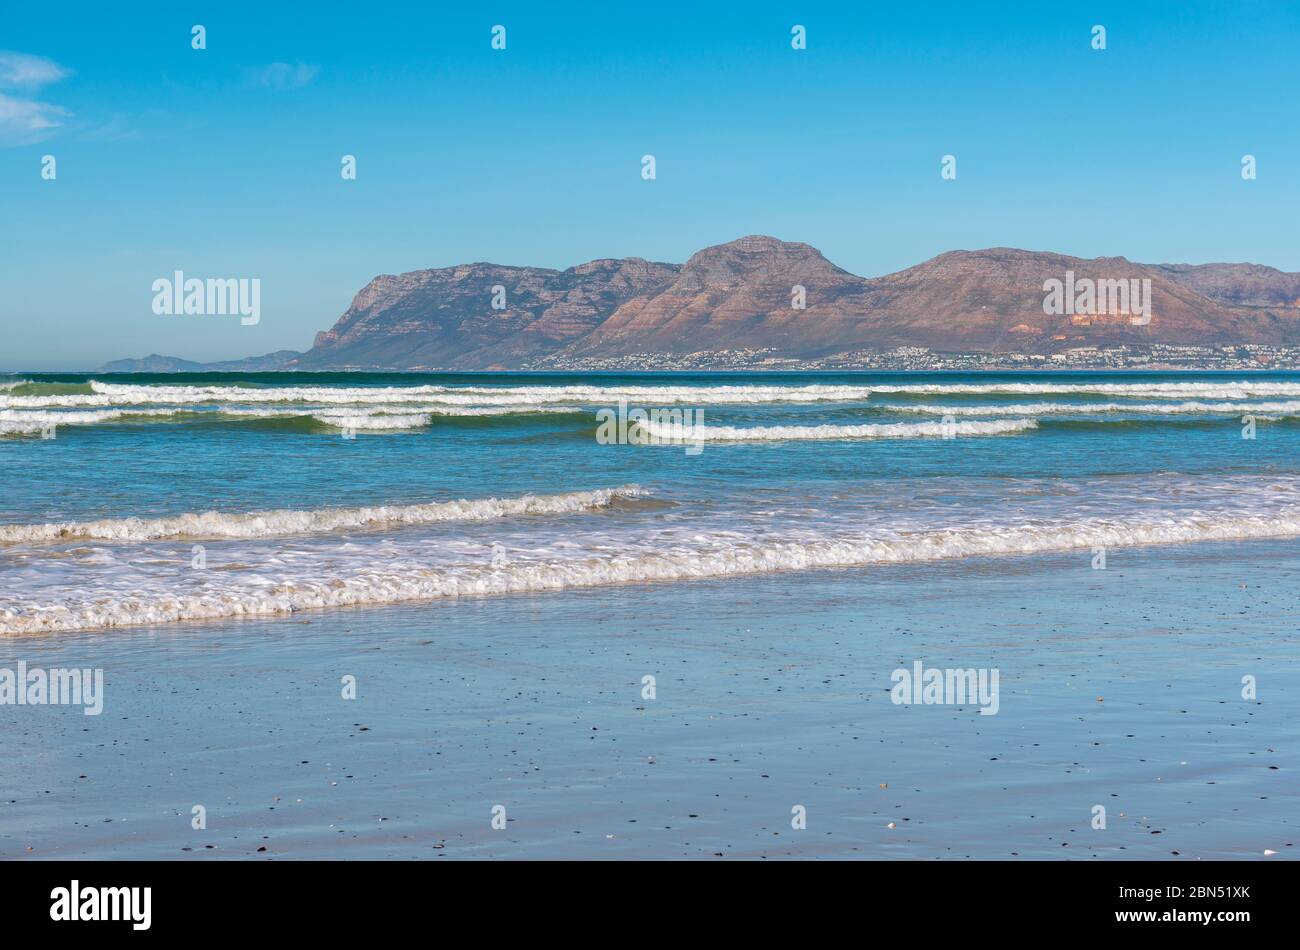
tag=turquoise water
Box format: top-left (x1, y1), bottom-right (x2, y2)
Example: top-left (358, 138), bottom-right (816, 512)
top-left (3, 370), bottom-right (1300, 634)
top-left (3, 370), bottom-right (1298, 859)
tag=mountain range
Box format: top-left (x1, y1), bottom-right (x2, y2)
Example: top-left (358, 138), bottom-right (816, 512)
top-left (98, 236), bottom-right (1300, 372)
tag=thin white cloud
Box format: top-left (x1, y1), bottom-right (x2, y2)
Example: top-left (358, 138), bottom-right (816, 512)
top-left (245, 62), bottom-right (319, 90)
top-left (0, 51), bottom-right (72, 87)
top-left (0, 51), bottom-right (72, 146)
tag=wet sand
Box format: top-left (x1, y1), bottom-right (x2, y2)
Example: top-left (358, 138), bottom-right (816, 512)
top-left (2, 539), bottom-right (1297, 859)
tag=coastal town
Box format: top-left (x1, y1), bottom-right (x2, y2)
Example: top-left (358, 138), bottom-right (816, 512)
top-left (526, 344), bottom-right (1300, 373)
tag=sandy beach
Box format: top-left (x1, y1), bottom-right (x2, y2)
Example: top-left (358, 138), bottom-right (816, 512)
top-left (4, 537), bottom-right (1295, 860)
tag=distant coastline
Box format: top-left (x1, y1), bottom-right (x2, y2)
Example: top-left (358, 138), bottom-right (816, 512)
top-left (82, 344), bottom-right (1300, 376)
top-left (92, 235), bottom-right (1300, 375)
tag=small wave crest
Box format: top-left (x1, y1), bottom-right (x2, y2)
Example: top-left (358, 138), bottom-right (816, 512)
top-left (888, 400), bottom-right (1300, 417)
top-left (636, 418), bottom-right (1037, 441)
top-left (0, 486), bottom-right (646, 544)
top-left (5, 507), bottom-right (1300, 634)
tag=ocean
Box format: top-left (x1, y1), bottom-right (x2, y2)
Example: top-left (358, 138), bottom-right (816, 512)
top-left (2, 370), bottom-right (1297, 858)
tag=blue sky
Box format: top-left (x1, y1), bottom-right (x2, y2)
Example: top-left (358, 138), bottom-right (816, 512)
top-left (2, 1), bottom-right (1298, 369)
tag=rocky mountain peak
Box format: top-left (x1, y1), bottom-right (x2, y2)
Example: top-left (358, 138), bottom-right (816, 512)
top-left (127, 237), bottom-right (1300, 371)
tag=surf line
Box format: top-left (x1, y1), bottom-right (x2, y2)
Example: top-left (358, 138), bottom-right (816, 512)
top-left (596, 398), bottom-right (704, 455)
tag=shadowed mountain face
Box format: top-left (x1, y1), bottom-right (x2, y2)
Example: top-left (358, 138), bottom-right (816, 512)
top-left (296, 258), bottom-right (681, 370)
top-left (99, 237), bottom-right (1300, 371)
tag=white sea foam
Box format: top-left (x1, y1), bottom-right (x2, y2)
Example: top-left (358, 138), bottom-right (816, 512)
top-left (0, 404), bottom-right (581, 431)
top-left (434, 381), bottom-right (1300, 400)
top-left (91, 379), bottom-right (1300, 400)
top-left (866, 382), bottom-right (1300, 398)
top-left (0, 421), bottom-right (46, 435)
top-left (0, 486), bottom-right (645, 544)
top-left (887, 400), bottom-right (1300, 417)
top-left (6, 379), bottom-right (1300, 412)
top-left (0, 409), bottom-right (175, 423)
top-left (0, 408), bottom-right (178, 434)
top-left (307, 405), bottom-right (578, 424)
top-left (310, 412), bottom-right (433, 430)
top-left (428, 405), bottom-right (581, 416)
top-left (77, 382), bottom-right (886, 405)
top-left (636, 418), bottom-right (1037, 441)
top-left (1, 382), bottom-right (875, 408)
top-left (6, 507), bottom-right (1300, 634)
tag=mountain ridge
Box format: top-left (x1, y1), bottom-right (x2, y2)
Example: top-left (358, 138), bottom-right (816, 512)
top-left (98, 236), bottom-right (1300, 372)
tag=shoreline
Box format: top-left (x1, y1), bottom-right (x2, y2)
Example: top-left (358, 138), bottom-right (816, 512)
top-left (9, 365), bottom-right (1300, 379)
top-left (4, 539), bottom-right (1296, 860)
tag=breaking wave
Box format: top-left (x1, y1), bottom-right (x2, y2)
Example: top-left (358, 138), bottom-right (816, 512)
top-left (6, 507), bottom-right (1300, 634)
top-left (0, 404), bottom-right (583, 434)
top-left (0, 486), bottom-right (646, 544)
top-left (886, 400), bottom-right (1300, 417)
top-left (6, 381), bottom-right (1300, 419)
top-left (309, 412), bottom-right (434, 430)
top-left (866, 381), bottom-right (1300, 399)
top-left (0, 381), bottom-right (889, 409)
top-left (635, 418), bottom-right (1037, 441)
top-left (0, 408), bottom-right (179, 435)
